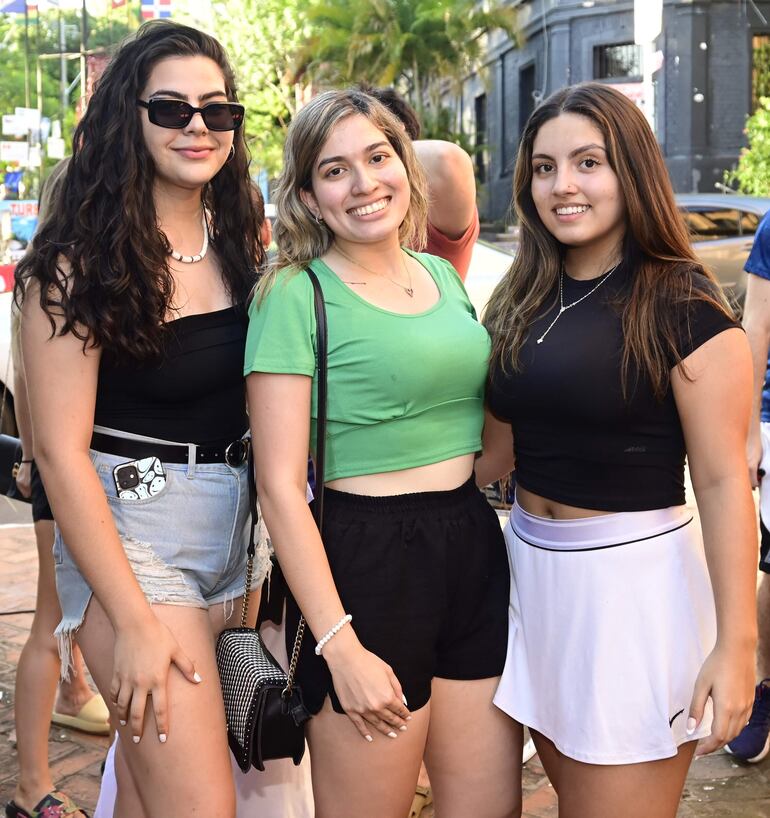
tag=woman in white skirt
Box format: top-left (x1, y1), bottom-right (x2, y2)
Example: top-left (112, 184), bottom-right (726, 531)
top-left (477, 82), bottom-right (758, 817)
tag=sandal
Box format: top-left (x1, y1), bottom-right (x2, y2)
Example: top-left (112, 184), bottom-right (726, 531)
top-left (51, 695), bottom-right (110, 736)
top-left (409, 784), bottom-right (433, 818)
top-left (5, 791), bottom-right (89, 818)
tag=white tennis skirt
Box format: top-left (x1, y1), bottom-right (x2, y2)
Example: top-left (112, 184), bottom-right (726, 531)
top-left (493, 502), bottom-right (716, 765)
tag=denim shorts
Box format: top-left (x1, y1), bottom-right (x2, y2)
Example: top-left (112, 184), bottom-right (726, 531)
top-left (53, 431), bottom-right (270, 677)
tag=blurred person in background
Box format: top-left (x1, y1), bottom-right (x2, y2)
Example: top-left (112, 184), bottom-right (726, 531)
top-left (6, 159), bottom-right (109, 818)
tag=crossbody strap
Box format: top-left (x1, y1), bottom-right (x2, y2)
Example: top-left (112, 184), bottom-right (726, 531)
top-left (241, 268), bottom-right (328, 695)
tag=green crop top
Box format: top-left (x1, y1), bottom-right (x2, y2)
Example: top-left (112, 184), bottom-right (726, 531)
top-left (244, 250), bottom-right (490, 481)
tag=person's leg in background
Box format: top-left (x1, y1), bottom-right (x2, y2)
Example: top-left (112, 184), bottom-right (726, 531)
top-left (11, 515), bottom-right (108, 817)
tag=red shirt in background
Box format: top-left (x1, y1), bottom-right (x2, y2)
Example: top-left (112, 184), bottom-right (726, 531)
top-left (424, 208), bottom-right (480, 282)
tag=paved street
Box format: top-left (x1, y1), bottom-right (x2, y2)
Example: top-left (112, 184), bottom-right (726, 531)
top-left (0, 498), bottom-right (769, 816)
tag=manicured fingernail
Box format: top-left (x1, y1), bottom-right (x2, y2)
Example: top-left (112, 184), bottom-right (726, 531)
top-left (119, 720), bottom-right (126, 726)
top-left (193, 672), bottom-right (202, 683)
top-left (686, 718), bottom-right (697, 735)
top-left (406, 715), bottom-right (413, 721)
top-left (399, 725), bottom-right (408, 731)
top-left (388, 731), bottom-right (398, 739)
top-left (132, 735), bottom-right (140, 744)
top-left (159, 733), bottom-right (167, 743)
top-left (402, 694), bottom-right (408, 706)
top-left (364, 734), bottom-right (373, 742)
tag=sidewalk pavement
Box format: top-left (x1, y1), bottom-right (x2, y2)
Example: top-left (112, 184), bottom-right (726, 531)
top-left (1, 516), bottom-right (769, 816)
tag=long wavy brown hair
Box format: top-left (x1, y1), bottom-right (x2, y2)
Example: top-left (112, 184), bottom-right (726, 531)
top-left (266, 89), bottom-right (428, 284)
top-left (484, 82), bottom-right (732, 399)
top-left (15, 20), bottom-right (262, 362)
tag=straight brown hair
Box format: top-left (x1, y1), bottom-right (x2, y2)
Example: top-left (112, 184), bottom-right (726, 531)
top-left (484, 82), bottom-right (733, 399)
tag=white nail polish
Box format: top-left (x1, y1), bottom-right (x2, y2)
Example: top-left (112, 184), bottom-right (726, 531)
top-left (402, 694), bottom-right (408, 706)
top-left (388, 731), bottom-right (398, 739)
top-left (686, 717), bottom-right (697, 735)
top-left (193, 672), bottom-right (202, 683)
top-left (399, 725), bottom-right (408, 731)
top-left (159, 733), bottom-right (167, 743)
top-left (406, 715), bottom-right (413, 721)
top-left (119, 720), bottom-right (127, 726)
top-left (132, 735), bottom-right (140, 744)
top-left (365, 734), bottom-right (373, 742)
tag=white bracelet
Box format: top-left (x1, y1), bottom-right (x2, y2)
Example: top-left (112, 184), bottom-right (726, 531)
top-left (315, 614), bottom-right (353, 656)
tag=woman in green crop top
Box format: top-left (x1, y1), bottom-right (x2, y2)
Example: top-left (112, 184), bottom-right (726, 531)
top-left (245, 89), bottom-right (520, 818)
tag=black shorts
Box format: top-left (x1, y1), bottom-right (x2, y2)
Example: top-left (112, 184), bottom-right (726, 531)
top-left (31, 461), bottom-right (53, 522)
top-left (286, 476), bottom-right (510, 715)
top-left (760, 518), bottom-right (770, 574)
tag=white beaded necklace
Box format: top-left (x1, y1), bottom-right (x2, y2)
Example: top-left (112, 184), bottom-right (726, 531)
top-left (535, 262), bottom-right (621, 345)
top-left (169, 209), bottom-right (209, 264)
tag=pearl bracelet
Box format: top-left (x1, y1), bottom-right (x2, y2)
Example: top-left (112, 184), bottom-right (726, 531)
top-left (314, 614), bottom-right (353, 656)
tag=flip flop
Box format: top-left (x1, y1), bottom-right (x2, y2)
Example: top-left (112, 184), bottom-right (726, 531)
top-left (409, 784), bottom-right (433, 818)
top-left (51, 694), bottom-right (110, 736)
top-left (5, 790), bottom-right (89, 817)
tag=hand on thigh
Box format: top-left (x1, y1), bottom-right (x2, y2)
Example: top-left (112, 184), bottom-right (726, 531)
top-left (307, 696), bottom-right (429, 818)
top-left (78, 598), bottom-right (236, 818)
top-left (424, 677), bottom-right (523, 818)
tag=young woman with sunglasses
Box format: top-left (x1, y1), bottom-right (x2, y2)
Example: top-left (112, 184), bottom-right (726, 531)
top-left (478, 82), bottom-right (757, 817)
top-left (16, 21), bottom-right (265, 818)
top-left (246, 89), bottom-right (520, 818)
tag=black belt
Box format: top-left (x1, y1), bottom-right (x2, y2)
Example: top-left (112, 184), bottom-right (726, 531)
top-left (90, 432), bottom-right (250, 467)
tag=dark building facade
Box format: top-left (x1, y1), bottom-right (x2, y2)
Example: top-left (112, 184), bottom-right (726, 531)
top-left (456, 0), bottom-right (770, 222)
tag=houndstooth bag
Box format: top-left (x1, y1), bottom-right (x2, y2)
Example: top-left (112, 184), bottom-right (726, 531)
top-left (215, 268), bottom-right (327, 773)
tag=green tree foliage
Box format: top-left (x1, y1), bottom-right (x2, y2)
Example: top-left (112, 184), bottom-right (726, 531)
top-left (726, 97), bottom-right (770, 196)
top-left (211, 0), bottom-right (306, 178)
top-left (297, 0), bottom-right (519, 126)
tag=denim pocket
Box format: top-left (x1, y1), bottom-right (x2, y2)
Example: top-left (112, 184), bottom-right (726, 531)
top-left (92, 452), bottom-right (173, 507)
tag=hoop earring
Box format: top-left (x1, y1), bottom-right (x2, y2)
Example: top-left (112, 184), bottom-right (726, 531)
top-left (314, 212), bottom-right (324, 225)
top-left (227, 145), bottom-right (235, 162)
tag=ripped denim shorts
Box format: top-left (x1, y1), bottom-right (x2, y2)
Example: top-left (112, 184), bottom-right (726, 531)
top-left (53, 428), bottom-right (271, 677)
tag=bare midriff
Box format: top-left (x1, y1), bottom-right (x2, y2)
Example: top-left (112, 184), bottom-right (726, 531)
top-left (326, 453), bottom-right (475, 496)
top-left (516, 485), bottom-right (614, 520)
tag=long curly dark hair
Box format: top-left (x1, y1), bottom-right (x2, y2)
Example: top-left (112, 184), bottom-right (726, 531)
top-left (15, 20), bottom-right (263, 362)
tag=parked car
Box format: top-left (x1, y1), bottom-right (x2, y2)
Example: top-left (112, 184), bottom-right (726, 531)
top-left (675, 194), bottom-right (770, 310)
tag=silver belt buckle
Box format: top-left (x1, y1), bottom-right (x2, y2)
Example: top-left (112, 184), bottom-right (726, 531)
top-left (224, 439), bottom-right (249, 467)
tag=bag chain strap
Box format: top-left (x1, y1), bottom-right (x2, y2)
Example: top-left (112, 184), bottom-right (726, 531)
top-left (242, 267), bottom-right (328, 699)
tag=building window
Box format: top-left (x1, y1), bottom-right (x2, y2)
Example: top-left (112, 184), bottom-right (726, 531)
top-left (474, 93), bottom-right (488, 184)
top-left (519, 63), bottom-right (536, 133)
top-left (753, 34), bottom-right (770, 111)
top-left (593, 43), bottom-right (642, 81)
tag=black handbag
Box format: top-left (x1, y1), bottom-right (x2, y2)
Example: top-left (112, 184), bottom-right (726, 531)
top-left (215, 268), bottom-right (328, 772)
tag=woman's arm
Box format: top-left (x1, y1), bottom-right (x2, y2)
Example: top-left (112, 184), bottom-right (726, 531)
top-left (247, 371), bottom-right (410, 740)
top-left (475, 410), bottom-right (515, 488)
top-left (21, 286), bottom-right (198, 742)
top-left (673, 327), bottom-right (758, 755)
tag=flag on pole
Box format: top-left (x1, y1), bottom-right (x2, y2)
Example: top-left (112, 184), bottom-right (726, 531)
top-left (140, 0), bottom-right (169, 18)
top-left (0, 0), bottom-right (27, 14)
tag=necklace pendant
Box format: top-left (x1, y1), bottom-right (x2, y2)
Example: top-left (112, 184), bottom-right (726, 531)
top-left (405, 287), bottom-right (414, 297)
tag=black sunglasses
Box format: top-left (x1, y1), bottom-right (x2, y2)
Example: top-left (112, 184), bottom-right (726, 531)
top-left (137, 98), bottom-right (245, 131)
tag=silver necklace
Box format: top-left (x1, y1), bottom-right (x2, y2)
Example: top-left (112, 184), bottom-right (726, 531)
top-left (169, 209), bottom-right (209, 264)
top-left (334, 243), bottom-right (414, 297)
top-left (536, 263), bottom-right (620, 345)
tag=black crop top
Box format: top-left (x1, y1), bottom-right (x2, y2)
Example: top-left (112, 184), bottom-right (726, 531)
top-left (487, 264), bottom-right (739, 512)
top-left (94, 306), bottom-right (248, 446)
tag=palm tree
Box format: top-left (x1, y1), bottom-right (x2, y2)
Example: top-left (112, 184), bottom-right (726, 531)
top-left (296, 0), bottom-right (520, 125)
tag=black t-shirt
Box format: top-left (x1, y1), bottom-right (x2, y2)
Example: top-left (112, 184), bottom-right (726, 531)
top-left (94, 306), bottom-right (248, 446)
top-left (487, 264), bottom-right (739, 512)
